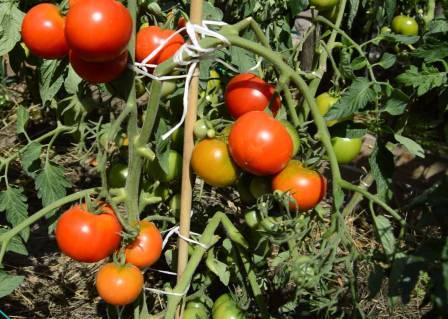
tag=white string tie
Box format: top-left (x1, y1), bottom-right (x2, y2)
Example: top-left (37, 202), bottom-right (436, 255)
top-left (144, 285), bottom-right (190, 297)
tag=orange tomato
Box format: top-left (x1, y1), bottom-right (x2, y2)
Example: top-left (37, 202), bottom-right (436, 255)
top-left (125, 221), bottom-right (163, 268)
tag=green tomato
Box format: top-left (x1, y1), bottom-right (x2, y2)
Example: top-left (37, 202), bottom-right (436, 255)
top-left (249, 176), bottom-right (271, 198)
top-left (332, 137), bottom-right (362, 164)
top-left (171, 128), bottom-right (184, 152)
top-left (184, 302), bottom-right (209, 319)
top-left (161, 80), bottom-right (177, 98)
top-left (213, 300), bottom-right (246, 319)
top-left (235, 178), bottom-right (255, 204)
top-left (391, 15), bottom-right (419, 36)
top-left (315, 92), bottom-right (339, 127)
top-left (212, 294), bottom-right (233, 317)
top-left (309, 0), bottom-right (339, 11)
top-left (108, 162), bottom-right (128, 188)
top-left (169, 193), bottom-right (181, 219)
top-left (135, 78), bottom-right (146, 97)
top-left (146, 150), bottom-right (182, 182)
top-left (194, 119), bottom-right (211, 140)
top-left (244, 210), bottom-right (259, 229)
top-left (280, 120), bottom-right (300, 156)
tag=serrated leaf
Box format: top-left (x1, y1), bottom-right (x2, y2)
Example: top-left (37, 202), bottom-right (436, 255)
top-left (20, 142), bottom-right (42, 177)
top-left (410, 43), bottom-right (448, 63)
top-left (396, 65), bottom-right (447, 96)
top-left (384, 89), bottom-right (409, 115)
top-left (0, 271), bottom-right (24, 298)
top-left (351, 56), bottom-right (367, 70)
top-left (0, 4), bottom-right (24, 56)
top-left (384, 0), bottom-right (396, 24)
top-left (348, 0), bottom-right (359, 30)
top-left (339, 48), bottom-right (355, 80)
top-left (206, 255), bottom-right (230, 285)
top-left (394, 134), bottom-right (425, 158)
top-left (35, 163), bottom-right (71, 216)
top-left (368, 143), bottom-right (393, 200)
top-left (378, 52), bottom-right (396, 69)
top-left (16, 105), bottom-right (29, 135)
top-left (229, 46), bottom-right (257, 73)
top-left (373, 214), bottom-right (396, 256)
top-left (39, 59), bottom-right (66, 104)
top-left (325, 78), bottom-right (376, 120)
top-left (202, 1), bottom-right (223, 21)
top-left (382, 33), bottom-right (419, 45)
top-left (0, 186), bottom-right (29, 241)
top-left (64, 65), bottom-right (82, 94)
top-left (0, 229), bottom-right (28, 255)
top-left (426, 18), bottom-right (448, 35)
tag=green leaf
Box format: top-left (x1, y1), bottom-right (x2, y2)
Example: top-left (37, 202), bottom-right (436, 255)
top-left (0, 271), bottom-right (24, 298)
top-left (410, 43), bottom-right (448, 63)
top-left (381, 33), bottom-right (419, 45)
top-left (368, 143), bottom-right (393, 200)
top-left (154, 118), bottom-right (171, 175)
top-left (288, 0), bottom-right (307, 17)
top-left (206, 255), bottom-right (230, 285)
top-left (394, 134), bottom-right (425, 158)
top-left (20, 142), bottom-right (42, 177)
top-left (0, 4), bottom-right (24, 55)
top-left (35, 162), bottom-right (71, 216)
top-left (0, 186), bottom-right (29, 241)
top-left (384, 88), bottom-right (409, 115)
top-left (325, 78), bottom-right (376, 120)
top-left (426, 18), bottom-right (448, 35)
top-left (368, 264), bottom-right (384, 297)
top-left (339, 48), bottom-right (355, 80)
top-left (372, 214), bottom-right (396, 257)
top-left (229, 46), bottom-right (257, 73)
top-left (351, 56), bottom-right (367, 70)
top-left (39, 59), bottom-right (66, 104)
top-left (16, 105), bottom-right (29, 135)
top-left (0, 229), bottom-right (28, 255)
top-left (347, 0), bottom-right (360, 30)
top-left (396, 65), bottom-right (447, 96)
top-left (384, 0), bottom-right (396, 24)
top-left (64, 65), bottom-right (82, 94)
top-left (202, 2), bottom-right (223, 21)
top-left (378, 52), bottom-right (396, 69)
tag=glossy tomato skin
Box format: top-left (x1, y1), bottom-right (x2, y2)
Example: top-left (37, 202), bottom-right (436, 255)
top-left (309, 0), bottom-right (339, 11)
top-left (125, 221), bottom-right (163, 268)
top-left (212, 294), bottom-right (246, 319)
top-left (184, 302), bottom-right (209, 319)
top-left (21, 4), bottom-right (68, 59)
top-left (191, 138), bottom-right (238, 187)
top-left (65, 0), bottom-right (132, 62)
top-left (316, 92), bottom-right (339, 126)
top-left (272, 160), bottom-right (326, 211)
top-left (69, 50), bottom-right (128, 83)
top-left (96, 263), bottom-right (143, 305)
top-left (55, 204), bottom-right (122, 262)
top-left (332, 137), bottom-right (362, 164)
top-left (108, 162), bottom-right (128, 188)
top-left (228, 111), bottom-right (293, 176)
top-left (225, 73), bottom-right (280, 119)
top-left (391, 15), bottom-right (419, 36)
top-left (136, 26), bottom-right (185, 64)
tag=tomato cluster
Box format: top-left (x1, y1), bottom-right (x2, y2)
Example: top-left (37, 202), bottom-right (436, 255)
top-left (21, 1), bottom-right (185, 84)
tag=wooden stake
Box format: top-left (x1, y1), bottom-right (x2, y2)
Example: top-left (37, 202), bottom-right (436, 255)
top-left (176, 0), bottom-right (204, 317)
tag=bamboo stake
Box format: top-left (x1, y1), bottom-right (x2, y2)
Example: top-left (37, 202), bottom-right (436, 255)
top-left (176, 0), bottom-right (204, 317)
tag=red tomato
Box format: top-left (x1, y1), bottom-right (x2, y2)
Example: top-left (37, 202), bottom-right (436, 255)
top-left (135, 26), bottom-right (185, 64)
top-left (272, 160), bottom-right (326, 211)
top-left (69, 50), bottom-right (128, 83)
top-left (125, 221), bottom-right (163, 268)
top-left (228, 111), bottom-right (292, 176)
top-left (55, 203), bottom-right (122, 262)
top-left (21, 3), bottom-right (68, 59)
top-left (65, 0), bottom-right (132, 62)
top-left (225, 73), bottom-right (281, 119)
top-left (96, 263), bottom-right (143, 305)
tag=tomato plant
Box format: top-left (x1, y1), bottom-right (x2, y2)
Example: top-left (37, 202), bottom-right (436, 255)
top-left (145, 150), bottom-right (182, 182)
top-left (212, 294), bottom-right (246, 319)
top-left (55, 203), bottom-right (122, 262)
top-left (191, 138), bottom-right (238, 187)
top-left (183, 301), bottom-right (209, 319)
top-left (125, 221), bottom-right (163, 268)
top-left (224, 73), bottom-right (280, 119)
top-left (315, 92), bottom-right (339, 126)
top-left (136, 26), bottom-right (185, 63)
top-left (108, 162), bottom-right (129, 188)
top-left (272, 160), bottom-right (326, 211)
top-left (21, 3), bottom-right (68, 59)
top-left (228, 111), bottom-right (293, 175)
top-left (95, 263), bottom-right (143, 305)
top-left (309, 0), bottom-right (339, 11)
top-left (65, 0), bottom-right (132, 62)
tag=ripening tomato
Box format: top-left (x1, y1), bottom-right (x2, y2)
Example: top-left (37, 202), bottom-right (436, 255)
top-left (228, 111), bottom-right (293, 176)
top-left (95, 263), bottom-right (143, 305)
top-left (280, 120), bottom-right (301, 156)
top-left (65, 0), bottom-right (132, 62)
top-left (21, 4), bottom-right (68, 59)
top-left (55, 203), bottom-right (122, 262)
top-left (191, 139), bottom-right (238, 187)
top-left (332, 137), bottom-right (362, 164)
top-left (309, 0), bottom-right (339, 11)
top-left (391, 15), bottom-right (419, 36)
top-left (224, 73), bottom-right (280, 119)
top-left (69, 50), bottom-right (128, 83)
top-left (272, 160), bottom-right (326, 211)
top-left (136, 26), bottom-right (185, 64)
top-left (125, 221), bottom-right (163, 268)
top-left (315, 92), bottom-right (339, 126)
